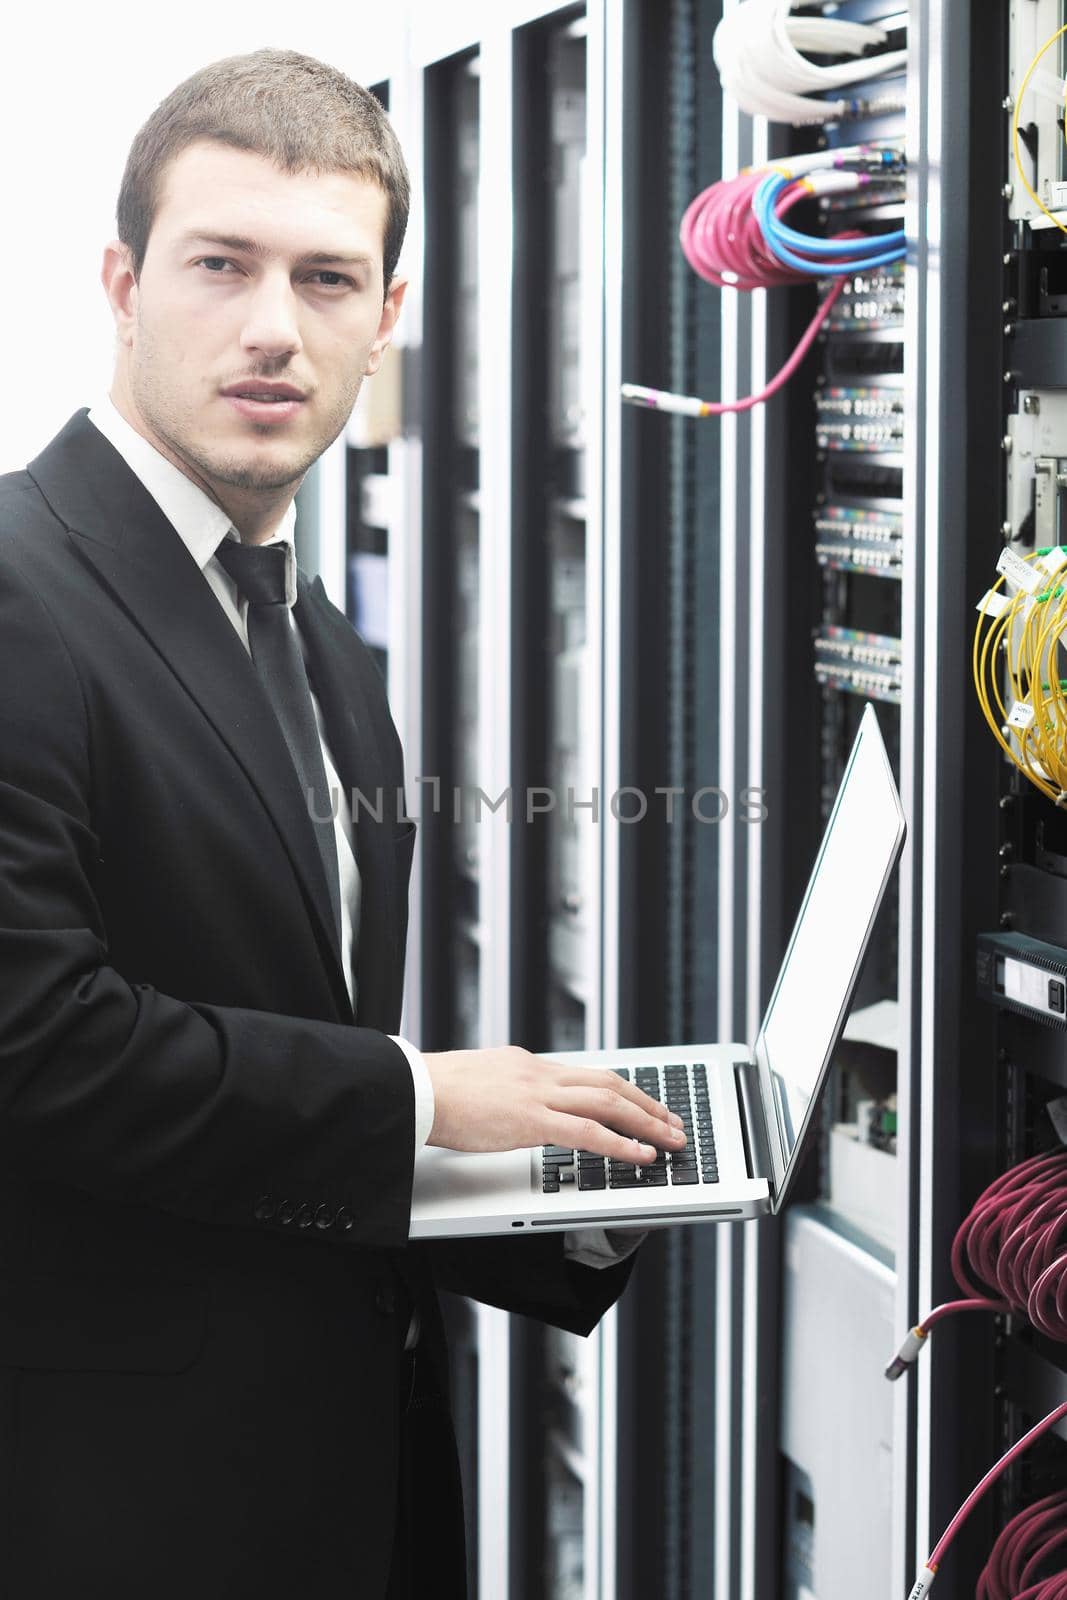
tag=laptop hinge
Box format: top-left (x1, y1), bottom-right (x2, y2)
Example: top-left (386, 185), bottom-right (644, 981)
top-left (734, 1060), bottom-right (774, 1189)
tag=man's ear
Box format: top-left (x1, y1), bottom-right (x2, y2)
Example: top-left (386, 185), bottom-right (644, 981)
top-left (101, 239), bottom-right (139, 348)
top-left (366, 275), bottom-right (409, 376)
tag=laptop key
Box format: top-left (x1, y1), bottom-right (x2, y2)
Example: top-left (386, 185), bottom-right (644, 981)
top-left (578, 1170), bottom-right (607, 1190)
top-left (671, 1169), bottom-right (700, 1185)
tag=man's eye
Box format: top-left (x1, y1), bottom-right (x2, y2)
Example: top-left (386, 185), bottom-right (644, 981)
top-left (310, 271), bottom-right (354, 290)
top-left (197, 257), bottom-right (233, 274)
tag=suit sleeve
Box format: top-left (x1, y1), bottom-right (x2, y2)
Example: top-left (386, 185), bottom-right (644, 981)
top-left (426, 1234), bottom-right (638, 1337)
top-left (0, 554), bottom-right (415, 1249)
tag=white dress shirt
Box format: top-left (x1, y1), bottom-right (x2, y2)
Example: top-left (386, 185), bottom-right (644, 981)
top-left (87, 395), bottom-right (642, 1281)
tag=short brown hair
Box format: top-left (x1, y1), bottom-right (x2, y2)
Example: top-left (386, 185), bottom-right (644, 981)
top-left (116, 47), bottom-right (410, 301)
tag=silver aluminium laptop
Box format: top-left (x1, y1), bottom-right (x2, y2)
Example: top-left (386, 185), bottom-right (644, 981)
top-left (409, 704), bottom-right (905, 1239)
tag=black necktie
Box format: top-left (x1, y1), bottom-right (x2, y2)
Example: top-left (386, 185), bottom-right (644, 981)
top-left (214, 535), bottom-right (343, 961)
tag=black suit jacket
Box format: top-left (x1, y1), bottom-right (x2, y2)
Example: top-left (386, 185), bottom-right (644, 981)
top-left (0, 411), bottom-right (635, 1599)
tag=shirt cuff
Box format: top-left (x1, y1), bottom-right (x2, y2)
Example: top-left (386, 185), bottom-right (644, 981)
top-left (563, 1227), bottom-right (649, 1270)
top-left (388, 1035), bottom-right (435, 1158)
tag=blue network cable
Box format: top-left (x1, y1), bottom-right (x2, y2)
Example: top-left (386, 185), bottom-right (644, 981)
top-left (752, 172), bottom-right (906, 276)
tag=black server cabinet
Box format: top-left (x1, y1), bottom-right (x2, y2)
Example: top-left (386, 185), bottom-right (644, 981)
top-left (421, 51), bottom-right (484, 1600)
top-left (613, 4), bottom-right (725, 1598)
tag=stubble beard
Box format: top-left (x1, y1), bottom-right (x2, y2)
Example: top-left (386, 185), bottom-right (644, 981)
top-left (129, 321), bottom-right (366, 495)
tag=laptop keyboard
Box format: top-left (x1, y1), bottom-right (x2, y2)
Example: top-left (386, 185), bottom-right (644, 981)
top-left (541, 1063), bottom-right (719, 1193)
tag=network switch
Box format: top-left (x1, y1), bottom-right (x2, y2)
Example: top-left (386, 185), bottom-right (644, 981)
top-left (815, 504), bottom-right (903, 577)
top-left (815, 385), bottom-right (904, 452)
top-left (814, 626), bottom-right (903, 704)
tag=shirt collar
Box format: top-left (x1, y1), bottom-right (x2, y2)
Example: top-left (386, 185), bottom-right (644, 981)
top-left (87, 393), bottom-right (299, 602)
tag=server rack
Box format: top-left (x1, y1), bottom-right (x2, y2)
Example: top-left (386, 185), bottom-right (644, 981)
top-left (421, 50), bottom-right (483, 1054)
top-left (609, 4), bottom-right (726, 1598)
top-left (510, 13), bottom-right (617, 1596)
top-left (986, 0), bottom-right (1067, 1578)
top-left (420, 46), bottom-right (485, 1600)
top-left (362, 4), bottom-right (1067, 1596)
top-left (406, 7), bottom-right (617, 1596)
top-left (710, 0), bottom-right (1064, 1595)
top-left (765, 12), bottom-right (911, 1597)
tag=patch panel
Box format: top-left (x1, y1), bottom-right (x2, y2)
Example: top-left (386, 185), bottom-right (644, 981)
top-left (815, 385), bottom-right (904, 452)
top-left (825, 263), bottom-right (906, 332)
top-left (815, 504), bottom-right (903, 577)
top-left (814, 625), bottom-right (903, 704)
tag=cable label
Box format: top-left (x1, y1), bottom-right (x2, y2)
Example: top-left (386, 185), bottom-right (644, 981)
top-left (1041, 545), bottom-right (1067, 576)
top-left (997, 546), bottom-right (1043, 595)
top-left (975, 589), bottom-right (1011, 618)
top-left (1048, 1094), bottom-right (1067, 1147)
top-left (1007, 701), bottom-right (1036, 730)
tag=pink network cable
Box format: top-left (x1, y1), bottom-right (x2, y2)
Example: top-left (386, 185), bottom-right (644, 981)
top-left (976, 1490), bottom-right (1067, 1600)
top-left (884, 1151), bottom-right (1067, 1597)
top-left (907, 1408), bottom-right (1067, 1598)
top-left (620, 157), bottom-right (893, 418)
top-left (886, 1151), bottom-right (1067, 1381)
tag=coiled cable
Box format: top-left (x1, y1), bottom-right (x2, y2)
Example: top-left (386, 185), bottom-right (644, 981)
top-left (973, 549), bottom-right (1067, 809)
top-left (977, 1491), bottom-right (1067, 1600)
top-left (713, 0), bottom-right (907, 125)
top-left (887, 1151), bottom-right (1067, 1381)
top-left (622, 147), bottom-right (905, 419)
top-left (907, 1407), bottom-right (1067, 1598)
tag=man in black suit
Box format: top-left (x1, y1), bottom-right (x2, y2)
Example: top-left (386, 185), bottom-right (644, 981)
top-left (0, 46), bottom-right (685, 1599)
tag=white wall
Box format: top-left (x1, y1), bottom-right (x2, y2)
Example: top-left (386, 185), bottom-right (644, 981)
top-left (2, 5), bottom-right (407, 475)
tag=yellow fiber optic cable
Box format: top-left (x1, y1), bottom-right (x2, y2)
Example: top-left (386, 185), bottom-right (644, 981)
top-left (1012, 22), bottom-right (1067, 237)
top-left (972, 552), bottom-right (1067, 804)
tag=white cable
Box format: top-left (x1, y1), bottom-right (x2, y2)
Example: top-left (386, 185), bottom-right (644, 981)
top-left (787, 19), bottom-right (880, 57)
top-left (775, 138), bottom-right (905, 177)
top-left (771, 12), bottom-right (904, 91)
top-left (713, 0), bottom-right (907, 125)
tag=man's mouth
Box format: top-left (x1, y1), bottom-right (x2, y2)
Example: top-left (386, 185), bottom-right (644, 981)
top-left (222, 391), bottom-right (306, 425)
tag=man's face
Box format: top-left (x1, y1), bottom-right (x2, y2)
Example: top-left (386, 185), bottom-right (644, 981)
top-left (109, 139), bottom-right (404, 499)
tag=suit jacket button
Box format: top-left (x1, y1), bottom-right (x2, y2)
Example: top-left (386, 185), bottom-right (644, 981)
top-left (294, 1202), bottom-right (314, 1230)
top-left (254, 1194), bottom-right (276, 1222)
top-left (313, 1204), bottom-right (336, 1231)
top-left (375, 1284), bottom-right (396, 1316)
top-left (277, 1199), bottom-right (298, 1225)
top-left (334, 1207), bottom-right (354, 1232)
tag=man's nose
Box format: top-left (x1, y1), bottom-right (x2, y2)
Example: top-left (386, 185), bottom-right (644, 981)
top-left (239, 272), bottom-right (303, 359)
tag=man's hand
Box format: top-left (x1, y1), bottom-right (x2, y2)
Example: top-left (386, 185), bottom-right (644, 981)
top-left (422, 1047), bottom-right (687, 1165)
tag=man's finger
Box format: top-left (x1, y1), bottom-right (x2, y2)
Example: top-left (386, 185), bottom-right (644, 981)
top-left (545, 1113), bottom-right (664, 1165)
top-left (540, 1062), bottom-right (680, 1126)
top-left (546, 1086), bottom-right (686, 1150)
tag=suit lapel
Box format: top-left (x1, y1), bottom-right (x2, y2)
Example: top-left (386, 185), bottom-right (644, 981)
top-left (293, 572), bottom-right (401, 1032)
top-left (27, 411), bottom-right (353, 1024)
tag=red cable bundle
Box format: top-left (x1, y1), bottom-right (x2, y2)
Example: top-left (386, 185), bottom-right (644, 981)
top-left (894, 1153), bottom-right (1067, 1596)
top-left (948, 1152), bottom-right (1067, 1343)
top-left (656, 171), bottom-right (851, 415)
top-left (888, 1152), bottom-right (1067, 1375)
top-left (679, 170), bottom-right (814, 289)
top-left (977, 1490), bottom-right (1067, 1600)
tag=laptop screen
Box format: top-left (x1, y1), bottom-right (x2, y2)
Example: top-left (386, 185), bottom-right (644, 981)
top-left (754, 704), bottom-right (905, 1207)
